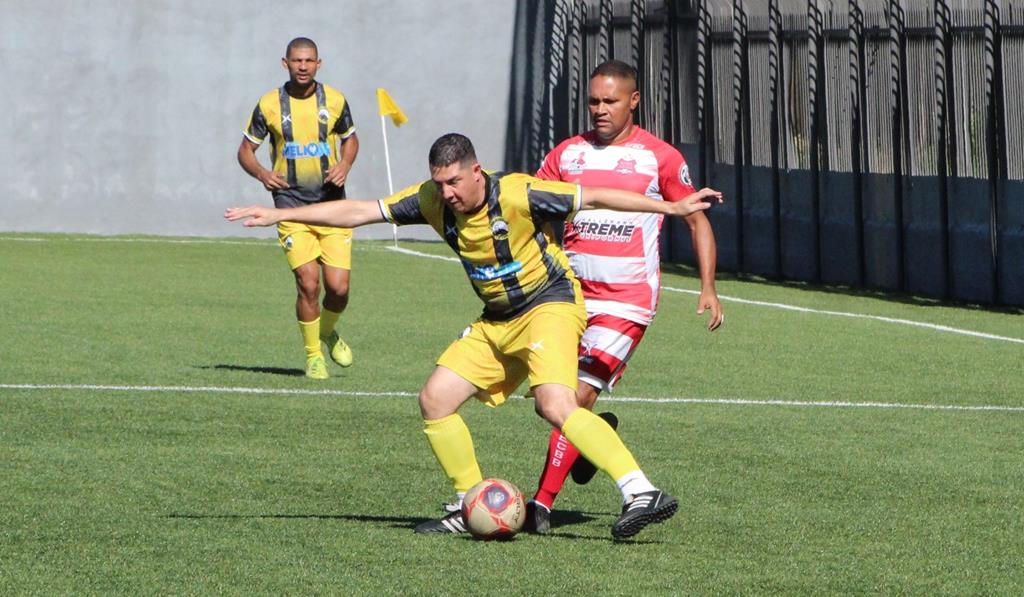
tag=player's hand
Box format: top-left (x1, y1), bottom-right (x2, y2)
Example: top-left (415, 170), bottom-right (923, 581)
top-left (324, 163), bottom-right (350, 187)
top-left (257, 170), bottom-right (289, 191)
top-left (224, 205), bottom-right (282, 227)
top-left (674, 188), bottom-right (723, 217)
top-left (697, 289), bottom-right (724, 331)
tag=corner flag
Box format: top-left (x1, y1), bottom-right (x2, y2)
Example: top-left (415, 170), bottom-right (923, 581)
top-left (376, 88), bottom-right (408, 127)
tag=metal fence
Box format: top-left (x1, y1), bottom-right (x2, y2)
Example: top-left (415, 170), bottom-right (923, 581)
top-left (505, 0), bottom-right (1024, 306)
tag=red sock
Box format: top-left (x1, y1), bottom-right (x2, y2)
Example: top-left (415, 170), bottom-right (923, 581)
top-left (532, 428), bottom-right (581, 509)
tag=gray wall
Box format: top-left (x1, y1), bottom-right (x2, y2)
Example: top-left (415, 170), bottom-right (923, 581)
top-left (0, 0), bottom-right (515, 240)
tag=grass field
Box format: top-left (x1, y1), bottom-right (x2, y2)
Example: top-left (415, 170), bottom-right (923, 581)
top-left (1, 233), bottom-right (1022, 595)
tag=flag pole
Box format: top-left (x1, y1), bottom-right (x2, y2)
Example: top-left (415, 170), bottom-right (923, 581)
top-left (376, 88), bottom-right (407, 249)
top-left (379, 113), bottom-right (398, 247)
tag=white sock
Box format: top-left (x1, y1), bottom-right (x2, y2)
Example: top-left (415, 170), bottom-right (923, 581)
top-left (615, 470), bottom-right (656, 503)
top-left (456, 492), bottom-right (466, 508)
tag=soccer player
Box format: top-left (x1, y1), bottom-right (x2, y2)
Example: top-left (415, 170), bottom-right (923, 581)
top-left (237, 37), bottom-right (359, 379)
top-left (225, 133), bottom-right (722, 540)
top-left (524, 60), bottom-right (725, 533)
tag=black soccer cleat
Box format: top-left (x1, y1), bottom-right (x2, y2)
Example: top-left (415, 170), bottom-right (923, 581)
top-left (523, 500), bottom-right (551, 535)
top-left (570, 412), bottom-right (619, 485)
top-left (414, 509), bottom-right (468, 534)
top-left (611, 489), bottom-right (678, 540)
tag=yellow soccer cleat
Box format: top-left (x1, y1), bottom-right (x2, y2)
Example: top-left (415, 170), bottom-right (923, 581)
top-left (305, 355), bottom-right (329, 379)
top-left (321, 331), bottom-right (353, 367)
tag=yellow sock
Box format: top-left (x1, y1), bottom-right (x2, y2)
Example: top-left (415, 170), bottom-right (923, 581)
top-left (320, 309), bottom-right (341, 339)
top-left (298, 318), bottom-right (323, 360)
top-left (423, 414), bottom-right (483, 493)
top-left (561, 408), bottom-right (640, 480)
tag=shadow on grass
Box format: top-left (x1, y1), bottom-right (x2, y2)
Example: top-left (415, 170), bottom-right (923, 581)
top-left (164, 509), bottom-right (657, 543)
top-left (197, 364), bottom-right (304, 377)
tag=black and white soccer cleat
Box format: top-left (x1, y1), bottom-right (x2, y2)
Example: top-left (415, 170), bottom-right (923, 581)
top-left (611, 489), bottom-right (678, 540)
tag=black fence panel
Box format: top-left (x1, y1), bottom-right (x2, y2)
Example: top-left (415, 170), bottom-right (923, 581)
top-left (998, 179), bottom-right (1024, 305)
top-left (742, 165), bottom-right (780, 276)
top-left (862, 173), bottom-right (902, 290)
top-left (707, 161), bottom-right (743, 270)
top-left (903, 175), bottom-right (948, 297)
top-left (819, 170), bottom-right (862, 286)
top-left (779, 169), bottom-right (818, 280)
top-left (948, 177), bottom-right (996, 303)
top-left (506, 0), bottom-right (1023, 307)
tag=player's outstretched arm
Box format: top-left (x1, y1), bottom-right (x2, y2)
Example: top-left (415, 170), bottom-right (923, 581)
top-left (224, 199), bottom-right (385, 228)
top-left (582, 186), bottom-right (722, 216)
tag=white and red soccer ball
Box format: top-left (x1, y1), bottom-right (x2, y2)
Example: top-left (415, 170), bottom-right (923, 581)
top-left (461, 478), bottom-right (526, 539)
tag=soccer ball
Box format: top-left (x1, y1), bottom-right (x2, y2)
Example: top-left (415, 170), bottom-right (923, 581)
top-left (461, 478), bottom-right (526, 539)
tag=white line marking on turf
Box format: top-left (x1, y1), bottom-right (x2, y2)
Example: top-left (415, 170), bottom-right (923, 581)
top-left (660, 287), bottom-right (1024, 345)
top-left (388, 246), bottom-right (460, 263)
top-left (387, 246), bottom-right (1024, 346)
top-left (0, 383), bottom-right (416, 398)
top-left (0, 236), bottom-right (276, 246)
top-left (2, 384), bottom-right (1022, 413)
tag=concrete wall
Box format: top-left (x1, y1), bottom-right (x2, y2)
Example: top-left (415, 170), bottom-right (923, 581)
top-left (0, 0), bottom-right (516, 240)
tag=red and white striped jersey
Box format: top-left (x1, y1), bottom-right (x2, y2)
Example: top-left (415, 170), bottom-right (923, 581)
top-left (536, 127), bottom-right (695, 325)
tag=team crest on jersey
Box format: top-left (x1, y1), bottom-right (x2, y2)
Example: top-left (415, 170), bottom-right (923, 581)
top-left (614, 158), bottom-right (637, 174)
top-left (318, 108), bottom-right (330, 125)
top-left (679, 163), bottom-right (692, 187)
top-left (490, 217), bottom-right (510, 241)
top-left (283, 236), bottom-right (294, 251)
top-left (567, 152), bottom-right (586, 174)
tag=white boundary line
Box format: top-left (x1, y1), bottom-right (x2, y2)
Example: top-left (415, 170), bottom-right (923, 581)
top-left (1, 383), bottom-right (1022, 413)
top-left (386, 246), bottom-right (1024, 346)
top-left (0, 235), bottom-right (276, 246)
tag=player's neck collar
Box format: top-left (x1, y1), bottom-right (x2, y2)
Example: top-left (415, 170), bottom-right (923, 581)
top-left (283, 80), bottom-right (319, 99)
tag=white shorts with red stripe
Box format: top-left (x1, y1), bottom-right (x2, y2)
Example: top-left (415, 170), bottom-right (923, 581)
top-left (577, 313), bottom-right (648, 393)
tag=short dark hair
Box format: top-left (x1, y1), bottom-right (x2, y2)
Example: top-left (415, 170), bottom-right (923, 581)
top-left (428, 133), bottom-right (477, 168)
top-left (591, 59), bottom-right (638, 89)
top-left (286, 37), bottom-right (318, 58)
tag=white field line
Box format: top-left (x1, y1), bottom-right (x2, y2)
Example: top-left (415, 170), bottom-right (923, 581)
top-left (1, 383), bottom-right (1022, 413)
top-left (387, 246), bottom-right (1024, 346)
top-left (0, 236), bottom-right (277, 246)
top-left (0, 383), bottom-right (415, 398)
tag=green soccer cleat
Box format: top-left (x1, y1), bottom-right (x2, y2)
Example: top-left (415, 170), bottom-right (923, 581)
top-left (321, 331), bottom-right (353, 367)
top-left (305, 355), bottom-right (329, 379)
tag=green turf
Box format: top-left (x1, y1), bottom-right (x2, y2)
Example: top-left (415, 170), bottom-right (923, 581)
top-left (1, 234), bottom-right (1022, 594)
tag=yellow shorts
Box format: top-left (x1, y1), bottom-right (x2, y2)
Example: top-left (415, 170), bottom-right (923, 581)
top-left (277, 221), bottom-right (352, 271)
top-left (437, 301), bottom-right (586, 407)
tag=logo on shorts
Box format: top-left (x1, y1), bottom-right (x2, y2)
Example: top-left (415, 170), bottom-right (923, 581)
top-left (490, 217), bottom-right (510, 241)
top-left (679, 163), bottom-right (692, 187)
top-left (283, 236), bottom-right (294, 250)
top-left (580, 338), bottom-right (596, 356)
top-left (318, 108), bottom-right (330, 124)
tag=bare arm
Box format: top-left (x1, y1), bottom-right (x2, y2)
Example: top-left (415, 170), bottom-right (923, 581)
top-left (581, 186), bottom-right (721, 217)
top-left (237, 138), bottom-right (288, 191)
top-left (224, 198), bottom-right (386, 228)
top-left (324, 133), bottom-right (360, 187)
top-left (683, 211), bottom-right (724, 331)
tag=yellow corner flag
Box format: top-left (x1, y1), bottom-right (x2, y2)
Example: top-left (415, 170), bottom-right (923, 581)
top-left (377, 88), bottom-right (408, 127)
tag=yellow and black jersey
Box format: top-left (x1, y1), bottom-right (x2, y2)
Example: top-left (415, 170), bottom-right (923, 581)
top-left (244, 82), bottom-right (356, 208)
top-left (379, 172), bottom-right (584, 321)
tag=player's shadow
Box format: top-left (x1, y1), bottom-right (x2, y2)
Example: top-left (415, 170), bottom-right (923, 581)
top-left (166, 511), bottom-right (661, 544)
top-left (167, 512), bottom-right (417, 525)
top-left (197, 364), bottom-right (305, 377)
